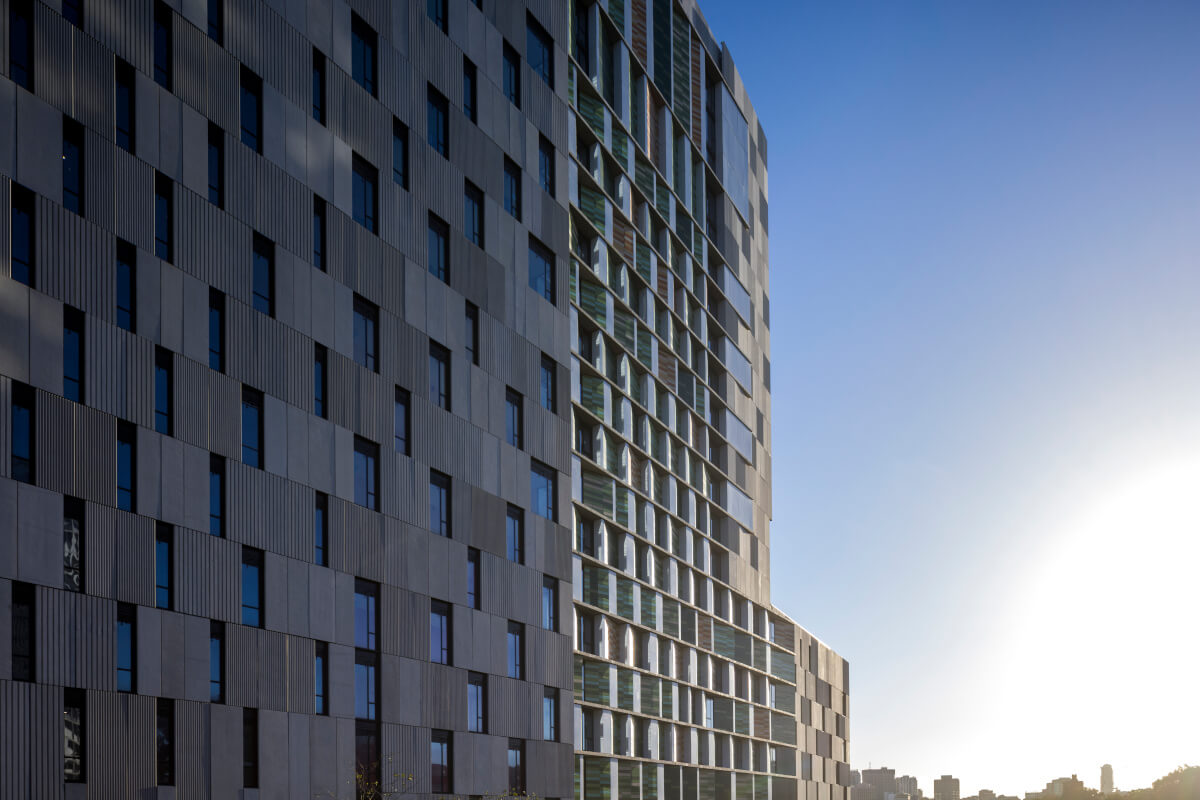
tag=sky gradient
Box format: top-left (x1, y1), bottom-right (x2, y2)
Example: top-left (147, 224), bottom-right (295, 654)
top-left (696, 1), bottom-right (1200, 795)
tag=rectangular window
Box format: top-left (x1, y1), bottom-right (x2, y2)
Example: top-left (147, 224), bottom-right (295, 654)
top-left (207, 0), bottom-right (222, 43)
top-left (427, 0), bottom-right (446, 32)
top-left (156, 698), bottom-right (175, 786)
top-left (208, 123), bottom-right (224, 207)
top-left (116, 602), bottom-right (136, 692)
top-left (115, 59), bottom-right (135, 153)
top-left (427, 86), bottom-right (448, 158)
top-left (209, 621), bottom-right (224, 702)
top-left (209, 454), bottom-right (225, 537)
top-left (356, 721), bottom-right (380, 793)
top-left (115, 240), bottom-right (137, 331)
top-left (252, 234), bottom-right (274, 316)
top-left (353, 436), bottom-right (379, 510)
top-left (429, 341), bottom-right (450, 411)
top-left (539, 355), bottom-right (556, 412)
top-left (314, 641), bottom-right (328, 714)
top-left (542, 689), bottom-right (558, 741)
top-left (503, 42), bottom-right (520, 108)
top-left (394, 387), bottom-right (410, 455)
top-left (462, 56), bottom-right (477, 123)
top-left (312, 48), bottom-right (326, 124)
top-left (528, 237), bottom-right (554, 303)
top-left (505, 505), bottom-right (523, 563)
top-left (531, 461), bottom-right (556, 521)
top-left (117, 421), bottom-right (136, 512)
top-left (11, 382), bottom-right (34, 484)
top-left (155, 523), bottom-right (173, 610)
top-left (154, 172), bottom-right (173, 262)
top-left (63, 118), bottom-right (85, 216)
top-left (390, 121), bottom-right (410, 192)
top-left (354, 579), bottom-right (378, 650)
top-left (352, 154), bottom-right (377, 233)
top-left (503, 158), bottom-right (521, 220)
top-left (466, 548), bottom-right (480, 610)
top-left (243, 709), bottom-right (258, 788)
top-left (507, 739), bottom-right (525, 793)
top-left (64, 688), bottom-right (85, 782)
top-left (354, 650), bottom-right (377, 720)
top-left (63, 306), bottom-right (84, 403)
top-left (429, 600), bottom-right (451, 664)
top-left (542, 576), bottom-right (557, 631)
top-left (353, 295), bottom-right (378, 371)
top-left (538, 136), bottom-right (555, 196)
top-left (505, 389), bottom-right (522, 448)
top-left (313, 344), bottom-right (327, 419)
top-left (241, 547), bottom-right (263, 627)
top-left (527, 14), bottom-right (553, 88)
top-left (431, 730), bottom-right (452, 794)
top-left (9, 0), bottom-right (33, 89)
top-left (154, 347), bottom-right (173, 435)
top-left (208, 288), bottom-right (223, 371)
top-left (464, 302), bottom-right (479, 365)
top-left (11, 183), bottom-right (35, 287)
top-left (427, 213), bottom-right (449, 283)
top-left (63, 497), bottom-right (84, 592)
top-left (506, 621), bottom-right (523, 679)
top-left (313, 195), bottom-right (326, 269)
top-left (153, 2), bottom-right (172, 90)
top-left (467, 672), bottom-right (485, 732)
top-left (429, 471), bottom-right (451, 537)
top-left (11, 582), bottom-right (35, 681)
top-left (241, 387), bottom-right (263, 468)
top-left (240, 67), bottom-right (262, 153)
top-left (464, 181), bottom-right (483, 248)
top-left (314, 492), bottom-right (328, 566)
top-left (351, 14), bottom-right (376, 96)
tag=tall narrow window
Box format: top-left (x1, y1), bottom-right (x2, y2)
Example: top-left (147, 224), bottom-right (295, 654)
top-left (462, 56), bottom-right (477, 123)
top-left (241, 387), bottom-right (263, 468)
top-left (208, 288), bottom-right (223, 370)
top-left (506, 621), bottom-right (523, 679)
top-left (506, 505), bottom-right (523, 564)
top-left (64, 497), bottom-right (84, 592)
top-left (64, 688), bottom-right (85, 782)
top-left (209, 454), bottom-right (225, 537)
top-left (312, 48), bottom-right (326, 124)
top-left (428, 213), bottom-right (449, 283)
top-left (252, 234), bottom-right (273, 316)
top-left (540, 355), bottom-right (557, 412)
top-left (11, 382), bottom-right (34, 484)
top-left (543, 689), bottom-right (558, 740)
top-left (391, 119), bottom-right (409, 190)
top-left (314, 344), bottom-right (327, 419)
top-left (153, 2), bottom-right (172, 90)
top-left (314, 641), bottom-right (328, 714)
top-left (243, 709), bottom-right (259, 788)
top-left (467, 672), bottom-right (485, 732)
top-left (210, 621), bottom-right (224, 702)
top-left (464, 181), bottom-right (483, 248)
top-left (542, 577), bottom-right (557, 631)
top-left (352, 155), bottom-right (377, 233)
top-left (427, 0), bottom-right (446, 32)
top-left (529, 237), bottom-right (554, 303)
top-left (353, 437), bottom-right (379, 510)
top-left (464, 302), bottom-right (479, 365)
top-left (156, 698), bottom-right (175, 786)
top-left (208, 123), bottom-right (224, 207)
top-left (503, 158), bottom-right (521, 220)
top-left (9, 0), bottom-right (33, 89)
top-left (354, 579), bottom-right (378, 650)
top-left (241, 547), bottom-right (263, 627)
top-left (351, 13), bottom-right (376, 95)
top-left (527, 14), bottom-right (553, 88)
top-left (314, 492), bottom-right (328, 566)
top-left (505, 389), bottom-right (522, 448)
top-left (353, 296), bottom-right (378, 371)
top-left (63, 118), bottom-right (85, 216)
top-left (538, 136), bottom-right (555, 196)
top-left (155, 523), bottom-right (173, 609)
top-left (154, 347), bottom-right (173, 435)
top-left (394, 387), bottom-right (410, 455)
top-left (115, 59), bottom-right (135, 153)
top-left (502, 42), bottom-right (520, 108)
top-left (63, 306), bottom-right (85, 403)
top-left (116, 240), bottom-right (136, 331)
top-left (431, 730), bottom-right (452, 794)
top-left (532, 462), bottom-right (557, 521)
top-left (430, 600), bottom-right (451, 664)
top-left (355, 649), bottom-right (377, 720)
top-left (240, 67), bottom-right (262, 153)
top-left (429, 471), bottom-right (451, 537)
top-left (429, 341), bottom-right (450, 411)
top-left (154, 172), bottom-right (173, 262)
top-left (507, 739), bottom-right (525, 792)
top-left (313, 195), bottom-right (326, 269)
top-left (117, 421), bottom-right (136, 512)
top-left (427, 86), bottom-right (448, 158)
top-left (11, 582), bottom-right (35, 681)
top-left (10, 184), bottom-right (34, 287)
top-left (116, 602), bottom-right (136, 692)
top-left (466, 548), bottom-right (480, 610)
top-left (207, 0), bottom-right (222, 43)
top-left (356, 722), bottom-right (380, 793)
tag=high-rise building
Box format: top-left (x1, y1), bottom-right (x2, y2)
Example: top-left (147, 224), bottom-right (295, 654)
top-left (0, 0), bottom-right (846, 798)
top-left (1101, 764), bottom-right (1113, 794)
top-left (936, 775), bottom-right (962, 800)
top-left (898, 774), bottom-right (922, 797)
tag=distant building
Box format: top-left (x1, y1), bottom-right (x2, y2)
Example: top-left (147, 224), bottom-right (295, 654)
top-left (936, 775), bottom-right (962, 800)
top-left (979, 791), bottom-right (996, 800)
top-left (852, 771), bottom-right (863, 787)
top-left (854, 784), bottom-right (884, 800)
top-left (1028, 775), bottom-right (1087, 800)
top-left (864, 768), bottom-right (899, 795)
top-left (1102, 765), bottom-right (1114, 794)
top-left (898, 775), bottom-right (922, 798)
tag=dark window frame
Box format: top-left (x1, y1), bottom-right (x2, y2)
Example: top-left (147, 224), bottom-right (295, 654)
top-left (115, 59), bottom-right (136, 153)
top-left (351, 13), bottom-right (377, 96)
top-left (64, 687), bottom-right (86, 782)
top-left (507, 621), bottom-right (523, 679)
top-left (11, 183), bottom-right (35, 287)
top-left (156, 697), bottom-right (175, 786)
top-left (209, 453), bottom-right (225, 537)
top-left (63, 305), bottom-right (85, 403)
top-left (540, 355), bottom-right (557, 412)
top-left (393, 118), bottom-right (409, 189)
top-left (210, 621), bottom-right (225, 702)
top-left (314, 343), bottom-right (327, 419)
top-left (505, 388), bottom-right (523, 448)
top-left (429, 599), bottom-right (451, 665)
top-left (11, 581), bottom-right (36, 681)
top-left (428, 213), bottom-right (449, 283)
top-left (207, 0), bottom-right (223, 43)
top-left (116, 601), bottom-right (137, 692)
top-left (531, 460), bottom-right (557, 521)
top-left (155, 522), bottom-right (173, 610)
top-left (251, 233), bottom-right (274, 317)
top-left (427, 0), bottom-right (447, 33)
top-left (353, 436), bottom-right (380, 511)
top-left (467, 672), bottom-right (486, 732)
top-left (465, 302), bottom-right (479, 365)
top-left (431, 730), bottom-right (453, 794)
top-left (313, 195), bottom-right (326, 270)
top-left (464, 180), bottom-right (484, 248)
top-left (352, 154), bottom-right (378, 233)
top-left (506, 505), bottom-right (523, 564)
top-left (429, 341), bottom-right (451, 411)
top-left (208, 288), bottom-right (224, 371)
top-left (462, 56), bottom-right (477, 123)
top-left (314, 492), bottom-right (328, 566)
top-left (154, 347), bottom-right (173, 435)
top-left (240, 67), bottom-right (263, 153)
top-left (539, 135), bottom-right (555, 196)
top-left (467, 548), bottom-right (481, 610)
top-left (208, 123), bottom-right (224, 207)
top-left (153, 1), bottom-right (173, 91)
top-left (117, 421), bottom-right (137, 512)
top-left (427, 85), bottom-right (449, 159)
top-left (11, 382), bottom-right (34, 484)
top-left (63, 496), bottom-right (85, 593)
top-left (62, 117), bottom-right (85, 216)
top-left (312, 48), bottom-right (326, 124)
top-left (429, 470), bottom-right (451, 538)
top-left (529, 236), bottom-right (555, 304)
top-left (542, 576), bottom-right (558, 632)
top-left (241, 386), bottom-right (263, 468)
top-left (353, 295), bottom-right (379, 372)
top-left (243, 708), bottom-right (259, 788)
top-left (154, 172), bottom-right (173, 263)
top-left (394, 387), bottom-right (411, 455)
top-left (502, 41), bottom-right (520, 108)
top-left (9, 0), bottom-right (34, 90)
top-left (241, 546), bottom-right (264, 628)
top-left (503, 157), bottom-right (522, 220)
top-left (527, 13), bottom-right (554, 89)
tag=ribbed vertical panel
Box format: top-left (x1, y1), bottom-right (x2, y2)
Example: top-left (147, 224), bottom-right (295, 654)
top-left (225, 302), bottom-right (310, 410)
top-left (86, 318), bottom-right (154, 428)
top-left (381, 722), bottom-right (430, 793)
top-left (0, 377), bottom-right (10, 479)
top-left (336, 498), bottom-right (386, 583)
top-left (40, 167), bottom-right (115, 314)
top-left (87, 504), bottom-right (154, 605)
top-left (176, 701), bottom-right (212, 800)
top-left (381, 586), bottom-right (428, 661)
top-left (35, 391), bottom-right (75, 495)
top-left (227, 460), bottom-right (309, 561)
top-left (88, 692), bottom-right (155, 800)
top-left (36, 588), bottom-right (117, 691)
top-left (75, 34), bottom-right (116, 138)
top-left (226, 623), bottom-right (259, 708)
top-left (257, 628), bottom-right (288, 711)
top-left (33, 3), bottom-right (72, 115)
top-left (419, 662), bottom-right (464, 730)
top-left (289, 634), bottom-right (315, 714)
top-left (175, 527), bottom-right (240, 623)
top-left (176, 187), bottom-right (249, 295)
top-left (89, 0), bottom-right (153, 74)
top-left (0, 681), bottom-right (61, 800)
top-left (112, 148), bottom-right (153, 252)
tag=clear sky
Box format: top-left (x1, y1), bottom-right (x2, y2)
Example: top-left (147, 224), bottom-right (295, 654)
top-left (696, 1), bottom-right (1200, 795)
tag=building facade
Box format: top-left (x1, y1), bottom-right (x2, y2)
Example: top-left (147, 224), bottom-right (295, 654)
top-left (1100, 764), bottom-right (1112, 795)
top-left (935, 775), bottom-right (961, 800)
top-left (0, 0), bottom-right (847, 798)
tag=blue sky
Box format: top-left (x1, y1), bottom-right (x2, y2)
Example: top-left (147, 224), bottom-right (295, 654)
top-left (697, 1), bottom-right (1200, 794)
